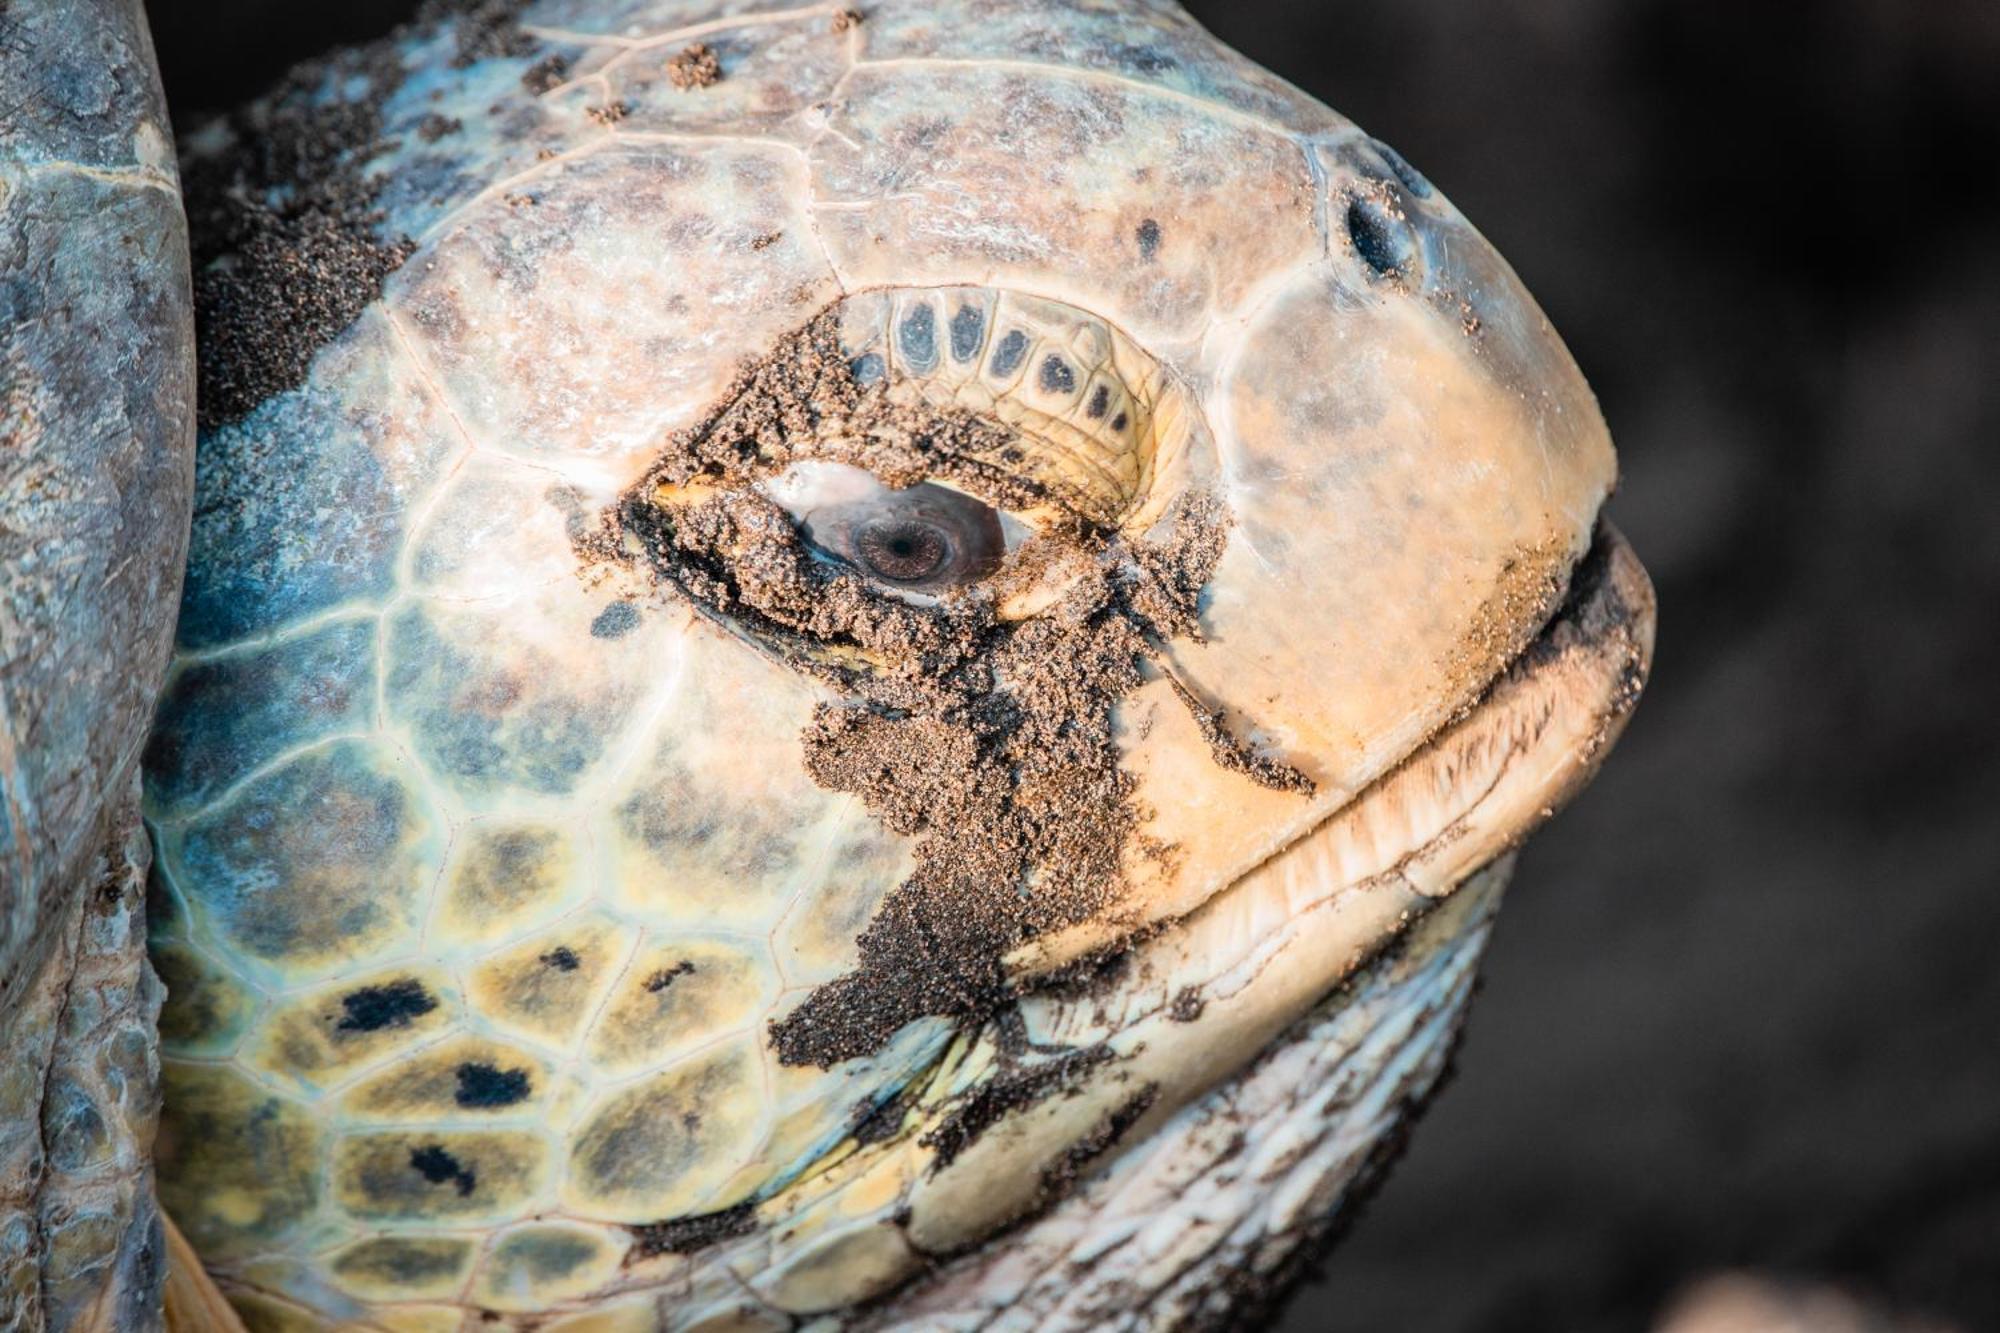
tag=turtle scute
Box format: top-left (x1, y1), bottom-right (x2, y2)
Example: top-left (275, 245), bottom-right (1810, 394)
top-left (332, 1129), bottom-right (551, 1221)
top-left (431, 820), bottom-right (588, 947)
top-left (155, 1063), bottom-right (323, 1261)
top-left (465, 915), bottom-right (632, 1048)
top-left (583, 938), bottom-right (777, 1074)
top-left (243, 965), bottom-right (459, 1083)
top-left (561, 1042), bottom-right (765, 1221)
top-left (469, 1224), bottom-right (629, 1312)
top-left (164, 739), bottom-right (443, 982)
top-left (326, 1235), bottom-right (477, 1303)
top-left (337, 1034), bottom-right (556, 1119)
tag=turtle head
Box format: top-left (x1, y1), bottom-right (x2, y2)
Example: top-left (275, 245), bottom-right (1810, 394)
top-left (594, 132), bottom-right (1653, 1302)
top-left (142, 3), bottom-right (1652, 1322)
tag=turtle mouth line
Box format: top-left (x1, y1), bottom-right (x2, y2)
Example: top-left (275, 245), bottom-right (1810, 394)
top-left (1008, 520), bottom-right (1654, 1007)
top-left (1195, 517), bottom-right (1655, 940)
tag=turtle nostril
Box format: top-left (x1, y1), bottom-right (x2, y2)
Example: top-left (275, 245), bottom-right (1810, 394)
top-left (1345, 195), bottom-right (1416, 279)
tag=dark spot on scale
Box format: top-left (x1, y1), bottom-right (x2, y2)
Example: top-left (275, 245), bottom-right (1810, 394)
top-left (1136, 217), bottom-right (1161, 260)
top-left (454, 1062), bottom-right (531, 1108)
top-left (539, 946), bottom-right (580, 972)
top-left (989, 329), bottom-right (1029, 378)
top-left (1111, 411), bottom-right (1129, 432)
top-left (1039, 354), bottom-right (1076, 396)
top-left (408, 1144), bottom-right (476, 1197)
top-left (1346, 196), bottom-right (1415, 279)
top-left (644, 961), bottom-right (695, 993)
top-left (1168, 986), bottom-right (1207, 1022)
top-left (898, 303), bottom-right (937, 369)
top-left (1370, 138), bottom-right (1435, 199)
top-left (851, 351), bottom-right (886, 386)
top-left (1086, 384), bottom-right (1111, 419)
top-left (949, 304), bottom-right (985, 362)
top-left (336, 979), bottom-right (436, 1033)
top-left (589, 601), bottom-right (639, 639)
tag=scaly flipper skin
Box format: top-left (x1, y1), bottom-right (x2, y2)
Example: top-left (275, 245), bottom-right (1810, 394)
top-left (140, 2), bottom-right (1653, 1329)
top-left (0, 2), bottom-right (196, 1327)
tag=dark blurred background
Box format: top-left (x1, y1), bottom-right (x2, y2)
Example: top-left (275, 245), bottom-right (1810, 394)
top-left (149, 1), bottom-right (2000, 1328)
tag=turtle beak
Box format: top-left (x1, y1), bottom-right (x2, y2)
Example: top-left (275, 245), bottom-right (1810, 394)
top-left (887, 142), bottom-right (1656, 1242)
top-left (902, 523), bottom-right (1653, 1251)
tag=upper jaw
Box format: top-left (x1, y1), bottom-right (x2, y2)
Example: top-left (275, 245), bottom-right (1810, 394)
top-left (903, 522), bottom-right (1654, 1251)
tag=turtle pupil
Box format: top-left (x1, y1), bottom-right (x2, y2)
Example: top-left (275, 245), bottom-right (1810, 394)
top-left (768, 462), bottom-right (1008, 594)
top-left (858, 519), bottom-right (950, 582)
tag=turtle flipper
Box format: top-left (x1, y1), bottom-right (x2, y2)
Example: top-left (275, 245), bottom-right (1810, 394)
top-left (0, 0), bottom-right (196, 1326)
top-left (161, 1214), bottom-right (246, 1333)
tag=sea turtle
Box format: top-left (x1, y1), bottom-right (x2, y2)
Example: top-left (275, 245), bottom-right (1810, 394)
top-left (12, 0), bottom-right (1654, 1328)
top-left (0, 1), bottom-right (194, 1326)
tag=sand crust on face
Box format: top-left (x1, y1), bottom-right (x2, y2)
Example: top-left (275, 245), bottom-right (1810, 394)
top-left (591, 305), bottom-right (1246, 1068)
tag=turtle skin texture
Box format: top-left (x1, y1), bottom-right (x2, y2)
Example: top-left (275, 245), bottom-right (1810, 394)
top-left (142, 1), bottom-right (1649, 1329)
top-left (0, 1), bottom-right (196, 1328)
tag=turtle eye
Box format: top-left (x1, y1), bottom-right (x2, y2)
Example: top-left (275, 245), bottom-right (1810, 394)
top-left (824, 490), bottom-right (1003, 591)
top-left (854, 515), bottom-right (955, 583)
top-left (762, 461), bottom-right (1008, 594)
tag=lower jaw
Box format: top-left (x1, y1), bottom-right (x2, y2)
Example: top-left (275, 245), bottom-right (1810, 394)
top-left (902, 522), bottom-right (1654, 1253)
top-left (868, 527), bottom-right (1653, 1324)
